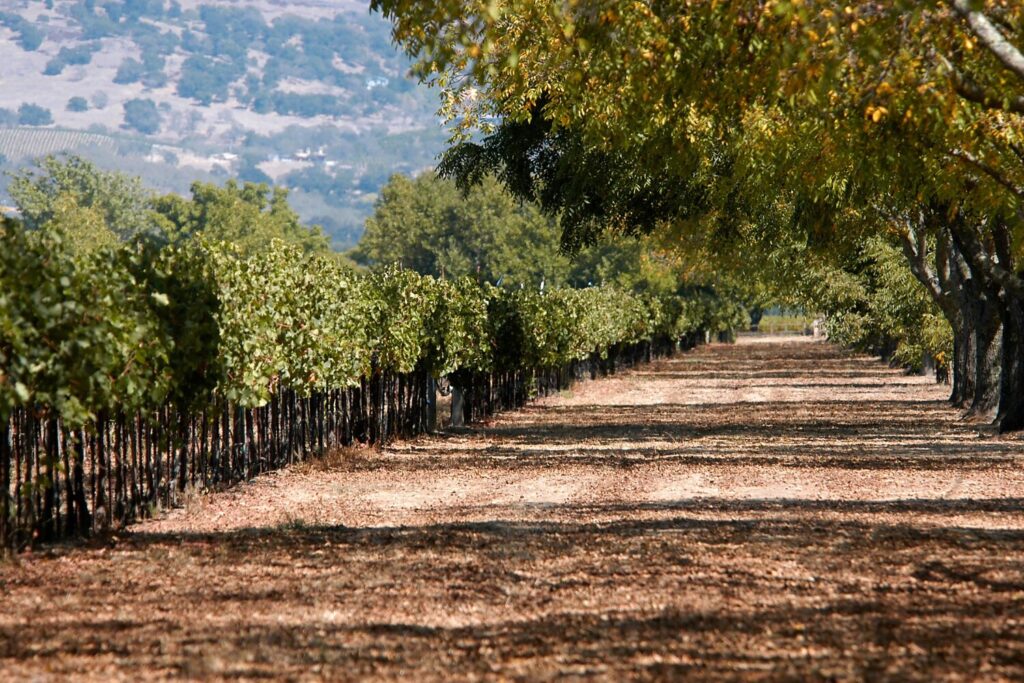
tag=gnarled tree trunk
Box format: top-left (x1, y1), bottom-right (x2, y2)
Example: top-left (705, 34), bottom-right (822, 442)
top-left (949, 215), bottom-right (1024, 431)
top-left (995, 292), bottom-right (1024, 432)
top-left (898, 208), bottom-right (1008, 418)
top-left (965, 283), bottom-right (1003, 418)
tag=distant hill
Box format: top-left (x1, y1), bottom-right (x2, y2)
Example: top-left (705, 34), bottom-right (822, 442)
top-left (0, 0), bottom-right (447, 246)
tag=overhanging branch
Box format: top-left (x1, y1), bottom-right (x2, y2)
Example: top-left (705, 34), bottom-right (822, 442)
top-left (951, 0), bottom-right (1024, 84)
top-left (949, 148), bottom-right (1024, 199)
top-left (949, 217), bottom-right (1024, 301)
top-left (952, 71), bottom-right (1024, 114)
top-left (896, 223), bottom-right (945, 306)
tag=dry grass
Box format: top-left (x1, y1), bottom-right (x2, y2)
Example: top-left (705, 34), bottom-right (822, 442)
top-left (292, 445), bottom-right (376, 474)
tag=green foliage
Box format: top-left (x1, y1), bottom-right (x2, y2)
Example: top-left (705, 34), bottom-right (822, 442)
top-left (374, 0), bottom-right (1024, 392)
top-left (1, 218), bottom-right (731, 422)
top-left (0, 219), bottom-right (171, 425)
top-left (9, 155), bottom-right (159, 246)
top-left (122, 98), bottom-right (161, 135)
top-left (17, 104), bottom-right (53, 127)
top-left (0, 152), bottom-right (747, 438)
top-left (153, 180), bottom-right (331, 256)
top-left (436, 109), bottom-right (713, 253)
top-left (353, 173), bottom-right (569, 287)
top-left (66, 97), bottom-right (89, 113)
top-left (362, 266), bottom-right (435, 375)
top-left (45, 43), bottom-right (100, 75)
top-left (114, 58), bottom-right (145, 85)
top-left (176, 55), bottom-right (245, 105)
top-left (43, 58), bottom-right (64, 76)
top-left (0, 12), bottom-right (43, 51)
top-left (568, 233), bottom-right (680, 297)
top-left (809, 237), bottom-right (953, 372)
top-left (353, 173), bottom-right (745, 346)
top-left (490, 285), bottom-right (646, 370)
top-left (422, 277), bottom-right (492, 376)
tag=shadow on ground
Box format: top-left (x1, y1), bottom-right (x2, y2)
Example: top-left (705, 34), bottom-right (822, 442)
top-left (3, 496), bottom-right (1024, 680)
top-left (2, 340), bottom-right (1023, 680)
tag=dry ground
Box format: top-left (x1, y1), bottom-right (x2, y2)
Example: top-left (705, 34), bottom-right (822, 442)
top-left (2, 337), bottom-right (1024, 681)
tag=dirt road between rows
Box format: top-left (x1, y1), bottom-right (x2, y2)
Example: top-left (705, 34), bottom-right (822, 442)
top-left (3, 336), bottom-right (1024, 681)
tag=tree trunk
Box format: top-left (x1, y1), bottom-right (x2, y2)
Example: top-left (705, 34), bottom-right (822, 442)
top-left (451, 385), bottom-right (465, 427)
top-left (995, 291), bottom-right (1024, 432)
top-left (425, 374), bottom-right (437, 433)
top-left (749, 307), bottom-right (763, 332)
top-left (94, 412), bottom-right (109, 531)
top-left (966, 287), bottom-right (1003, 418)
top-left (948, 215), bottom-right (1024, 429)
top-left (177, 407), bottom-right (190, 492)
top-left (949, 313), bottom-right (974, 406)
top-left (39, 417), bottom-right (58, 541)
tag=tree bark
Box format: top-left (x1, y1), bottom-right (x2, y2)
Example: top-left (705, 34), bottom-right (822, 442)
top-left (938, 233), bottom-right (975, 406)
top-left (897, 211), bottom-right (973, 404)
top-left (949, 215), bottom-right (1024, 428)
top-left (995, 291), bottom-right (1024, 432)
top-left (951, 0), bottom-right (1024, 84)
top-left (39, 417), bottom-right (58, 541)
top-left (897, 208), bottom-right (1012, 418)
top-left (966, 284), bottom-right (1003, 418)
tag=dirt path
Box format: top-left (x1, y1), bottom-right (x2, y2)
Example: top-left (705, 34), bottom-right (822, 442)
top-left (2, 337), bottom-right (1024, 681)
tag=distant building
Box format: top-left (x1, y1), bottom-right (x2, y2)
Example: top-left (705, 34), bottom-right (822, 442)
top-left (293, 147), bottom-right (327, 161)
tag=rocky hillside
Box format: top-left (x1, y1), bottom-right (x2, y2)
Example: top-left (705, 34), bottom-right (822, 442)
top-left (0, 0), bottom-right (446, 245)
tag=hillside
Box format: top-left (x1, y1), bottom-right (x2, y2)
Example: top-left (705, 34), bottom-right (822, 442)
top-left (0, 0), bottom-right (446, 245)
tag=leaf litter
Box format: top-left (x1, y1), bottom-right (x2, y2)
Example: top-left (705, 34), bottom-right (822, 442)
top-left (2, 336), bottom-right (1023, 681)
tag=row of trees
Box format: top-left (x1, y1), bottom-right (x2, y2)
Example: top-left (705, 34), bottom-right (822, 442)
top-left (353, 171), bottom-right (750, 330)
top-left (374, 0), bottom-right (1024, 430)
top-left (0, 226), bottom-right (713, 552)
top-left (2, 100), bottom-right (162, 134)
top-left (8, 156), bottom-right (333, 257)
top-left (1, 223), bottom-right (697, 435)
top-left (1, 104), bottom-right (54, 127)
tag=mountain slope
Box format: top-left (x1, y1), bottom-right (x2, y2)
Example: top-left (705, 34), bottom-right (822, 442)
top-left (0, 0), bottom-right (445, 246)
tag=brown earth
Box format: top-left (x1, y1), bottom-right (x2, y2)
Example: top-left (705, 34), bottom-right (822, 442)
top-left (2, 336), bottom-right (1024, 681)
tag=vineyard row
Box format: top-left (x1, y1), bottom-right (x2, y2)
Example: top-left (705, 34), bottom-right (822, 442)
top-left (0, 224), bottom-right (734, 550)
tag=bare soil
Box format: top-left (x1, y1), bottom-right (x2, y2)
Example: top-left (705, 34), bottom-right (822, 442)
top-left (2, 337), bottom-right (1024, 681)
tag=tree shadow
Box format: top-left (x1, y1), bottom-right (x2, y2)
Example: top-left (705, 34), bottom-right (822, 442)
top-left (4, 341), bottom-right (1021, 679)
top-left (364, 395), bottom-right (1023, 473)
top-left (5, 498), bottom-right (1024, 679)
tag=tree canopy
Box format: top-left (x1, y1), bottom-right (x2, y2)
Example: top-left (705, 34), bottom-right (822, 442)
top-left (122, 98), bottom-right (161, 135)
top-left (372, 0), bottom-right (1024, 429)
top-left (17, 103), bottom-right (53, 126)
top-left (9, 156), bottom-right (333, 259)
top-left (351, 172), bottom-right (569, 286)
top-left (9, 156), bottom-right (159, 250)
top-left (152, 179), bottom-right (332, 256)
